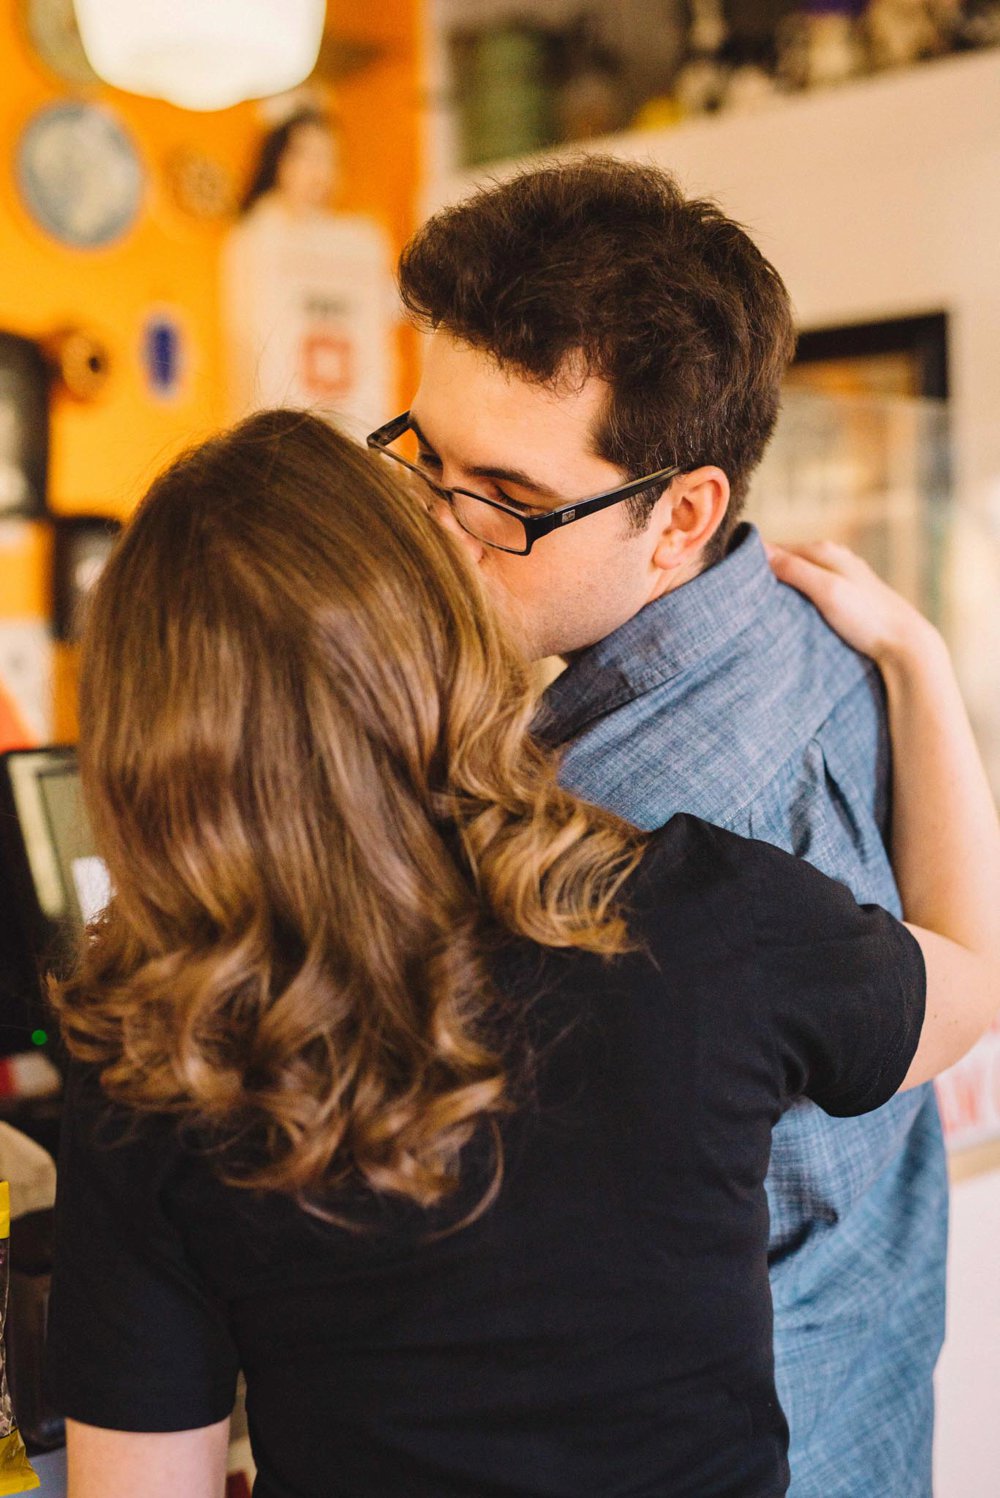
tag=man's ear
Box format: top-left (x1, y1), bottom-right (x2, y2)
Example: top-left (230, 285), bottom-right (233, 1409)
top-left (650, 466), bottom-right (731, 575)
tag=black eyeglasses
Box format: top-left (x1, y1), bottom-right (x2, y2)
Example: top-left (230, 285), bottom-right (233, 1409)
top-left (366, 412), bottom-right (684, 556)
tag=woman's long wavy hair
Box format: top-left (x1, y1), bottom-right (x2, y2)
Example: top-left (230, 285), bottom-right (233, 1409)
top-left (54, 411), bottom-right (645, 1216)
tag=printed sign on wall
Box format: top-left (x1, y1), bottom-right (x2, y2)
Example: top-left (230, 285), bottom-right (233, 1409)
top-left (0, 620), bottom-right (52, 743)
top-left (222, 205), bottom-right (395, 439)
top-left (937, 1020), bottom-right (1000, 1156)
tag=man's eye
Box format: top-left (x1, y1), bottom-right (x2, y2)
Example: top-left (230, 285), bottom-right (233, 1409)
top-left (417, 450), bottom-right (442, 472)
top-left (496, 488), bottom-right (541, 516)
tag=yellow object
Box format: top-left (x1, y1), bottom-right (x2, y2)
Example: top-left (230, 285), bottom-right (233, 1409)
top-left (0, 1185), bottom-right (39, 1493)
top-left (632, 95), bottom-right (684, 131)
top-left (0, 1430), bottom-right (38, 1494)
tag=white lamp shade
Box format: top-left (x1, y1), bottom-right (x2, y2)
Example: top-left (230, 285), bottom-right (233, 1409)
top-left (73, 0), bottom-right (327, 112)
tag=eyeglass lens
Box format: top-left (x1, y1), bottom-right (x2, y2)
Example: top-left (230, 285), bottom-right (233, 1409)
top-left (380, 425), bottom-right (529, 553)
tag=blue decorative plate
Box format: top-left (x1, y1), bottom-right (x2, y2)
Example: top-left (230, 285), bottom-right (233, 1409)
top-left (16, 101), bottom-right (144, 249)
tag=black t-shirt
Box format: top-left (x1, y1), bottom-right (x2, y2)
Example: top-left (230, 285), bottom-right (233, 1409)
top-left (45, 816), bottom-right (925, 1498)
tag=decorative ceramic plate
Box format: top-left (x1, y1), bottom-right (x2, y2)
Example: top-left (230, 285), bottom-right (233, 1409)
top-left (16, 102), bottom-right (144, 249)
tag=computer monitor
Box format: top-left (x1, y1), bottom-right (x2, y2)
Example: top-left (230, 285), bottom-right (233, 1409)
top-left (0, 748), bottom-right (106, 1056)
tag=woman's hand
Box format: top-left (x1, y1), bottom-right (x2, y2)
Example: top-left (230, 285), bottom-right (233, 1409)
top-left (766, 539), bottom-right (942, 669)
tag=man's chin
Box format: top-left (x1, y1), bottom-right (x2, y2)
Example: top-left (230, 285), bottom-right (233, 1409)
top-left (476, 576), bottom-right (605, 661)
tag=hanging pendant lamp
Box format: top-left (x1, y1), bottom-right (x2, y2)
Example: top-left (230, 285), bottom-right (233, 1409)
top-left (73, 0), bottom-right (327, 112)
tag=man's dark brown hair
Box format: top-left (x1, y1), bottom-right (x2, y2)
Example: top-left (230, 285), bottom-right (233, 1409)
top-left (398, 156), bottom-right (796, 562)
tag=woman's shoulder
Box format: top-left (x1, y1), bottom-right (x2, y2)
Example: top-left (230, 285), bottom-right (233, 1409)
top-left (630, 812), bottom-right (872, 960)
top-left (59, 1060), bottom-right (189, 1193)
top-left (621, 815), bottom-right (760, 967)
top-left (633, 813), bottom-right (767, 901)
top-left (638, 813), bottom-right (849, 904)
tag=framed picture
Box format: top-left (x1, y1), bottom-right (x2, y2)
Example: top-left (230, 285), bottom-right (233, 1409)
top-left (754, 312), bottom-right (951, 613)
top-left (51, 515), bottom-right (121, 643)
top-left (0, 333), bottom-right (48, 520)
top-left (788, 311), bottom-right (949, 400)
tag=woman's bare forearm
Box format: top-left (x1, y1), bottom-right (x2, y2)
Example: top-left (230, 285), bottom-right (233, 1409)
top-left (880, 622), bottom-right (1000, 957)
top-left (767, 540), bottom-right (1000, 1082)
top-left (878, 625), bottom-right (1000, 1084)
top-left (66, 1419), bottom-right (230, 1498)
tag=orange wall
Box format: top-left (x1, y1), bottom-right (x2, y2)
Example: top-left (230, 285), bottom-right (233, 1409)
top-left (0, 0), bottom-right (422, 734)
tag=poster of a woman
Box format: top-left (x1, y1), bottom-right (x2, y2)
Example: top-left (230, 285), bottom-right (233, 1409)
top-left (221, 105), bottom-right (396, 437)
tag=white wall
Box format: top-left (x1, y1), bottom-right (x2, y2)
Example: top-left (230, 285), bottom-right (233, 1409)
top-left (434, 53), bottom-right (1000, 1490)
top-left (935, 1172), bottom-right (1000, 1496)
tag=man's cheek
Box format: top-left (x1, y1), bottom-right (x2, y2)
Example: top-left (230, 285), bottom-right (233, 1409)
top-left (477, 568), bottom-right (538, 643)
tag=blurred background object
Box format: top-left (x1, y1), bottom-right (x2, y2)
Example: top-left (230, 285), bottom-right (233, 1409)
top-left (41, 328), bottom-right (110, 404)
top-left (22, 0), bottom-right (98, 88)
top-left (164, 148), bottom-right (237, 221)
top-left (0, 337), bottom-right (47, 520)
top-left (50, 516), bottom-right (119, 644)
top-left (751, 388), bottom-right (949, 616)
top-left (15, 101), bottom-right (144, 250)
top-left (430, 0), bottom-right (1000, 166)
top-left (221, 104), bottom-right (396, 434)
top-left (72, 0), bottom-right (327, 112)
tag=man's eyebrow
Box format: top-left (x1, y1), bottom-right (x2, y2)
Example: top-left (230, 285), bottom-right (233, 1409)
top-left (408, 414), bottom-right (561, 500)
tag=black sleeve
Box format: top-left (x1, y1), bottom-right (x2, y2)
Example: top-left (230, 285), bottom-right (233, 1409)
top-left (45, 1065), bottom-right (239, 1432)
top-left (746, 834), bottom-right (926, 1117)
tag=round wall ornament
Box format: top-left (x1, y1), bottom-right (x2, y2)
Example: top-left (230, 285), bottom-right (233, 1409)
top-left (15, 101), bottom-right (144, 250)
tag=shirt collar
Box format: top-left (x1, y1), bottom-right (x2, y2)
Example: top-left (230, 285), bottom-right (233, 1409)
top-left (539, 523), bottom-right (778, 744)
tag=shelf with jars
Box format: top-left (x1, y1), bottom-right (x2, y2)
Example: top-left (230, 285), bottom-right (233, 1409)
top-left (425, 0), bottom-right (1000, 180)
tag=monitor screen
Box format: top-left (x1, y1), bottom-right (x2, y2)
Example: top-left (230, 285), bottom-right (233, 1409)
top-left (0, 748), bottom-right (106, 1057)
top-left (6, 750), bottom-right (108, 932)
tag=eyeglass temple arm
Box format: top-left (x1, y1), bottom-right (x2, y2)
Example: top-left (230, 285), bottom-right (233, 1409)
top-left (527, 465), bottom-right (684, 539)
top-left (367, 411), bottom-right (413, 449)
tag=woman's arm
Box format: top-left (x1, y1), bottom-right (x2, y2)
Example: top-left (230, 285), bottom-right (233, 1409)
top-left (767, 540), bottom-right (1000, 1086)
top-left (66, 1417), bottom-right (230, 1498)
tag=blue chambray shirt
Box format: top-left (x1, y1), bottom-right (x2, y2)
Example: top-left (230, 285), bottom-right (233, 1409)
top-left (539, 523), bottom-right (947, 1498)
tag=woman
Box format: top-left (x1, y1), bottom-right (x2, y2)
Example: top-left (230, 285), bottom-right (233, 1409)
top-left (46, 411), bottom-right (998, 1498)
top-left (238, 108), bottom-right (339, 220)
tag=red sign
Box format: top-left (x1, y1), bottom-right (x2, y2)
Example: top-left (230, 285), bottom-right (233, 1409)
top-left (299, 330), bottom-right (354, 403)
top-left (936, 1017), bottom-right (1000, 1152)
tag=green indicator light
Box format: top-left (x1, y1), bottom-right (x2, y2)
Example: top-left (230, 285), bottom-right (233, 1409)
top-left (30, 1030), bottom-right (47, 1047)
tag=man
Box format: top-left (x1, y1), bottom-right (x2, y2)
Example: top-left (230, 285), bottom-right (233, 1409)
top-left (371, 156), bottom-right (946, 1496)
